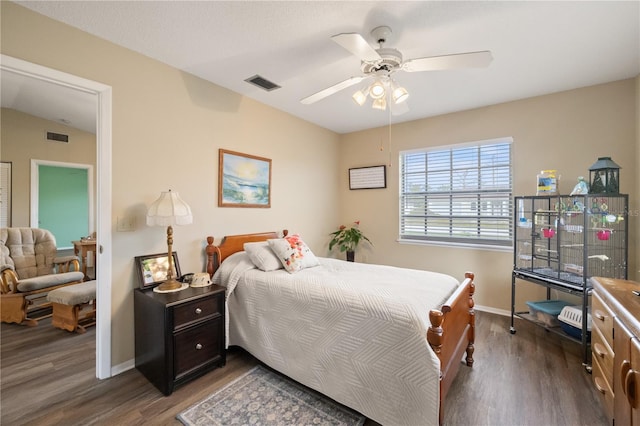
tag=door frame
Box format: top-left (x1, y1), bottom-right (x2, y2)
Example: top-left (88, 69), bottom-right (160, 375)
top-left (1, 54), bottom-right (113, 379)
top-left (30, 159), bottom-right (95, 249)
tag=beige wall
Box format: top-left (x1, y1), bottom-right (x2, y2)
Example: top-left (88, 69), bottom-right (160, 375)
top-left (1, 2), bottom-right (341, 366)
top-left (1, 108), bottom-right (97, 228)
top-left (636, 75), bottom-right (640, 279)
top-left (339, 79), bottom-right (638, 312)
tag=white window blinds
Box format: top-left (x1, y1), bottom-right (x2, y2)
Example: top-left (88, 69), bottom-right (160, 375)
top-left (400, 138), bottom-right (513, 247)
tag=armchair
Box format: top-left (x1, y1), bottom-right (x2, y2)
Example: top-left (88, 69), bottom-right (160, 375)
top-left (1, 228), bottom-right (85, 326)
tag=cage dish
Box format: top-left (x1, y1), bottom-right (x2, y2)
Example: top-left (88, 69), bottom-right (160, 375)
top-left (526, 300), bottom-right (571, 327)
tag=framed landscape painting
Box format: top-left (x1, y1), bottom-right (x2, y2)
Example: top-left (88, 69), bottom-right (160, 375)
top-left (218, 149), bottom-right (271, 208)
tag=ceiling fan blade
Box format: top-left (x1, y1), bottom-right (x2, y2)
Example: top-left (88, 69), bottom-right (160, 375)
top-left (331, 33), bottom-right (382, 62)
top-left (402, 51), bottom-right (493, 72)
top-left (300, 76), bottom-right (366, 105)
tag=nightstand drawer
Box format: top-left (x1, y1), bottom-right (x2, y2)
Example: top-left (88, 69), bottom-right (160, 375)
top-left (174, 319), bottom-right (223, 378)
top-left (173, 295), bottom-right (222, 330)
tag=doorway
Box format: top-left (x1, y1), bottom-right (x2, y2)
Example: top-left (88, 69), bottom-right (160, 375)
top-left (1, 54), bottom-right (113, 379)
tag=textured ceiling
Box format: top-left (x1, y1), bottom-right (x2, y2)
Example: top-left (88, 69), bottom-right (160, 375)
top-left (6, 1), bottom-right (640, 134)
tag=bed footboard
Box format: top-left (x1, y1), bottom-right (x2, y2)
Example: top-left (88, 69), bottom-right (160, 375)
top-left (427, 271), bottom-right (475, 424)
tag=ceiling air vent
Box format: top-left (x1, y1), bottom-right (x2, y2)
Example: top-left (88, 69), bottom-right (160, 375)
top-left (46, 131), bottom-right (69, 143)
top-left (244, 75), bottom-right (281, 92)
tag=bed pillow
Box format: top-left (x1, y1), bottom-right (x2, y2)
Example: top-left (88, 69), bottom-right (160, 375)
top-left (267, 234), bottom-right (319, 273)
top-left (243, 241), bottom-right (283, 272)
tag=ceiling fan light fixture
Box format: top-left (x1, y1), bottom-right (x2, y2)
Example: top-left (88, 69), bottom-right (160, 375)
top-left (369, 80), bottom-right (386, 99)
top-left (372, 97), bottom-right (387, 111)
top-left (301, 25), bottom-right (492, 118)
top-left (352, 89), bottom-right (367, 106)
top-left (392, 85), bottom-right (409, 104)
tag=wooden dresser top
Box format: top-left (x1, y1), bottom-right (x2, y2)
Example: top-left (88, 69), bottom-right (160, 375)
top-left (591, 277), bottom-right (640, 337)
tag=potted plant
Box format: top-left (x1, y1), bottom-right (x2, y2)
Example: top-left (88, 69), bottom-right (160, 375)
top-left (328, 221), bottom-right (372, 262)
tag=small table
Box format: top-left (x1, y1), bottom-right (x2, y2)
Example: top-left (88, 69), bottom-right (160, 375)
top-left (72, 239), bottom-right (97, 281)
top-left (134, 285), bottom-right (226, 395)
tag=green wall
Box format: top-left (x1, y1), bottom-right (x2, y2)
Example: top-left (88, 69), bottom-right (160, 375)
top-left (38, 165), bottom-right (89, 247)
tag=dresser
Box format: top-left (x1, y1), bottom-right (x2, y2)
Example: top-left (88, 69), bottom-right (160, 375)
top-left (591, 277), bottom-right (640, 426)
top-left (134, 285), bottom-right (226, 395)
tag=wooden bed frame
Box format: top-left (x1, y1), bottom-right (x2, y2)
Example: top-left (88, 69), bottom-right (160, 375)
top-left (205, 231), bottom-right (475, 424)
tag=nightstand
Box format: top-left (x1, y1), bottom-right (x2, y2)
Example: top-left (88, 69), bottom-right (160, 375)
top-left (134, 284), bottom-right (226, 395)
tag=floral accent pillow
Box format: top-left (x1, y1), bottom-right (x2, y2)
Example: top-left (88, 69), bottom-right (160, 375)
top-left (244, 241), bottom-right (283, 272)
top-left (267, 234), bottom-right (320, 273)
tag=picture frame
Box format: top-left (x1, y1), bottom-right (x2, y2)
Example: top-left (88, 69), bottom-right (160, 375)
top-left (349, 165), bottom-right (387, 190)
top-left (218, 149), bottom-right (271, 208)
top-left (134, 252), bottom-right (181, 290)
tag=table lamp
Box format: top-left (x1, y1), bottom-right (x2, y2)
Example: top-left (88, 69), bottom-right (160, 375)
top-left (146, 190), bottom-right (193, 291)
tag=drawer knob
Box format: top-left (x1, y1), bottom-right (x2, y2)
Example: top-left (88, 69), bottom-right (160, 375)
top-left (620, 360), bottom-right (631, 396)
top-left (594, 309), bottom-right (606, 321)
top-left (625, 367), bottom-right (637, 408)
top-left (593, 343), bottom-right (607, 359)
top-left (594, 376), bottom-right (608, 395)
top-left (195, 307), bottom-right (202, 315)
top-left (195, 343), bottom-right (203, 350)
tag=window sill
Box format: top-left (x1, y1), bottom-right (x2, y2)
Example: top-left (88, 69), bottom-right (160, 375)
top-left (397, 238), bottom-right (512, 253)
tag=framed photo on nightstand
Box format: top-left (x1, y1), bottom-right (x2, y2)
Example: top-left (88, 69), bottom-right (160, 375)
top-left (134, 252), bottom-right (181, 289)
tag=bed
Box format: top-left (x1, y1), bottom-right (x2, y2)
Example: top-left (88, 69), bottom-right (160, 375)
top-left (205, 231), bottom-right (475, 425)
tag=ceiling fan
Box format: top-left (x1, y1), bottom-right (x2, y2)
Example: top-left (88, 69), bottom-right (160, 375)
top-left (300, 26), bottom-right (492, 114)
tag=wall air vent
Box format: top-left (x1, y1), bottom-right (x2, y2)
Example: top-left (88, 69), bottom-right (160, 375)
top-left (46, 131), bottom-right (69, 143)
top-left (244, 75), bottom-right (281, 91)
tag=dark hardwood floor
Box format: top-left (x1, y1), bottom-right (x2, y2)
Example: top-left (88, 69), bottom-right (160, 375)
top-left (1, 311), bottom-right (607, 425)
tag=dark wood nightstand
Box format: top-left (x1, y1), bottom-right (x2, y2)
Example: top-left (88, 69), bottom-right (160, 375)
top-left (134, 284), bottom-right (226, 395)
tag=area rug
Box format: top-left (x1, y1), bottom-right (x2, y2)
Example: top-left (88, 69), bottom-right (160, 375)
top-left (177, 365), bottom-right (365, 426)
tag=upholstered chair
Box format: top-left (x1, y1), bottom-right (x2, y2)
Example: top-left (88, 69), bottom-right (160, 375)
top-left (1, 228), bottom-right (84, 326)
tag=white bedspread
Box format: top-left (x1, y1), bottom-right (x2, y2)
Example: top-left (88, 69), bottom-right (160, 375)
top-left (213, 253), bottom-right (460, 426)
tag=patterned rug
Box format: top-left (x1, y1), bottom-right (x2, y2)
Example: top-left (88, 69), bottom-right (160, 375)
top-left (177, 365), bottom-right (366, 426)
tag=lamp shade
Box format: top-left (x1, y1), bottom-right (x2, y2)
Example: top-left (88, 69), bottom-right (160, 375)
top-left (146, 190), bottom-right (193, 226)
top-left (372, 97), bottom-right (387, 110)
top-left (352, 75), bottom-right (409, 112)
top-left (392, 85), bottom-right (409, 104)
top-left (352, 90), bottom-right (367, 106)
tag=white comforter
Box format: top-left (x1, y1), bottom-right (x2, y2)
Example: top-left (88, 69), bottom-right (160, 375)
top-left (213, 253), bottom-right (460, 426)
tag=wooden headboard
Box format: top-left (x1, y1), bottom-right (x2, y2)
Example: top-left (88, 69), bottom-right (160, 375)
top-left (205, 230), bottom-right (288, 277)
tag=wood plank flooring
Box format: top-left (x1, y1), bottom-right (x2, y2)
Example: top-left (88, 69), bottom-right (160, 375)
top-left (1, 311), bottom-right (608, 425)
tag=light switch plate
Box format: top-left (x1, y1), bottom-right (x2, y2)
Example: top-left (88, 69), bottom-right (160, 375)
top-left (116, 216), bottom-right (135, 232)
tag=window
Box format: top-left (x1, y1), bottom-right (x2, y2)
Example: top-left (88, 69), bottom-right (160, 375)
top-left (399, 138), bottom-right (513, 247)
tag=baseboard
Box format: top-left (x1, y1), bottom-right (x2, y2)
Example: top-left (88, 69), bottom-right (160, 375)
top-left (474, 304), bottom-right (510, 317)
top-left (111, 358), bottom-right (135, 376)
